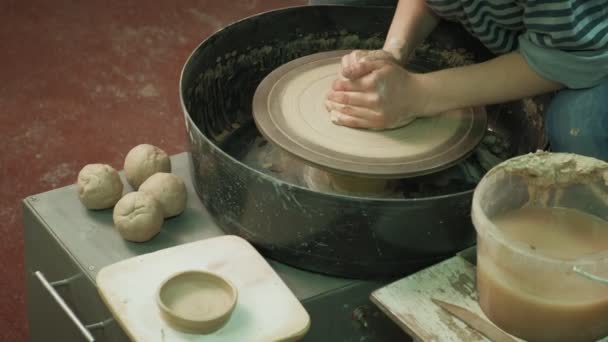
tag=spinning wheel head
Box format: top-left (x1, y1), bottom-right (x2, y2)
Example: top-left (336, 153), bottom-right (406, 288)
top-left (253, 50), bottom-right (487, 178)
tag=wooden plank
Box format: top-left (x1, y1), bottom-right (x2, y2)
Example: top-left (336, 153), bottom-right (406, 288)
top-left (371, 256), bottom-right (608, 342)
top-left (370, 257), bottom-right (512, 342)
top-left (97, 235), bottom-right (310, 342)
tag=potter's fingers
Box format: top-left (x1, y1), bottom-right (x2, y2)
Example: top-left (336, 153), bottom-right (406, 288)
top-left (332, 76), bottom-right (374, 92)
top-left (324, 99), bottom-right (339, 113)
top-left (332, 113), bottom-right (368, 128)
top-left (325, 100), bottom-right (381, 122)
top-left (330, 111), bottom-right (378, 128)
top-left (352, 50), bottom-right (367, 63)
top-left (342, 60), bottom-right (384, 80)
top-left (327, 91), bottom-right (380, 109)
top-left (341, 54), bottom-right (351, 73)
top-left (325, 99), bottom-right (348, 114)
top-left (364, 49), bottom-right (387, 61)
top-left (341, 51), bottom-right (363, 76)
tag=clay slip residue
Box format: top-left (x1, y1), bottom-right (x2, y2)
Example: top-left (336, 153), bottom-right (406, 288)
top-left (498, 151), bottom-right (608, 188)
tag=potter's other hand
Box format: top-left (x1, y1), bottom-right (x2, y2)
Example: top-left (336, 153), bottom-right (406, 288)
top-left (340, 49), bottom-right (400, 80)
top-left (325, 58), bottom-right (435, 130)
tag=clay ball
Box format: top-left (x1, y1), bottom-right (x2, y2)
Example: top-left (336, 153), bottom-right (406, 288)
top-left (139, 172), bottom-right (187, 218)
top-left (77, 164), bottom-right (123, 210)
top-left (113, 191), bottom-right (163, 242)
top-left (123, 144), bottom-right (171, 189)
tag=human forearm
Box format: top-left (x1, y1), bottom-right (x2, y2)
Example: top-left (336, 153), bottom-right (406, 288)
top-left (421, 52), bottom-right (564, 115)
top-left (383, 0), bottom-right (439, 63)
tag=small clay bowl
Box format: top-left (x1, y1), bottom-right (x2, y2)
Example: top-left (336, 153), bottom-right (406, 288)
top-left (157, 270), bottom-right (238, 334)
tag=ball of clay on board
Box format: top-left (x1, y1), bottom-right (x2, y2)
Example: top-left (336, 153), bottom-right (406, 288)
top-left (77, 164), bottom-right (124, 210)
top-left (113, 192), bottom-right (163, 242)
top-left (123, 144), bottom-right (171, 189)
top-left (139, 172), bottom-right (187, 218)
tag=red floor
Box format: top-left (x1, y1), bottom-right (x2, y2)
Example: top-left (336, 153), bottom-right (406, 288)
top-left (0, 1), bottom-right (305, 340)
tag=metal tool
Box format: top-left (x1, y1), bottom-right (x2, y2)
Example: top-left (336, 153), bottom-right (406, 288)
top-left (432, 298), bottom-right (517, 342)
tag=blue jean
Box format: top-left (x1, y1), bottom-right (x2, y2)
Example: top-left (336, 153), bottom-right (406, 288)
top-left (545, 79), bottom-right (608, 161)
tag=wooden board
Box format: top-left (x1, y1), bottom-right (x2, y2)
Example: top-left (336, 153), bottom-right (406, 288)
top-left (97, 235), bottom-right (310, 342)
top-left (371, 257), bottom-right (498, 342)
top-left (371, 255), bottom-right (608, 342)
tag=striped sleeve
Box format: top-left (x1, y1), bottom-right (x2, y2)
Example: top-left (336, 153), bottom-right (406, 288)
top-left (519, 0), bottom-right (608, 89)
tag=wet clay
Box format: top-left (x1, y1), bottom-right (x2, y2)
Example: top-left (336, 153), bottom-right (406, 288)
top-left (478, 207), bottom-right (608, 342)
top-left (499, 151), bottom-right (608, 188)
top-left (162, 283), bottom-right (233, 320)
top-left (157, 271), bottom-right (237, 334)
top-left (277, 55), bottom-right (467, 160)
top-left (500, 151), bottom-right (608, 207)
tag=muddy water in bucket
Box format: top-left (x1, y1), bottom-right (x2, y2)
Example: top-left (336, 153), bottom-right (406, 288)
top-left (472, 151), bottom-right (608, 341)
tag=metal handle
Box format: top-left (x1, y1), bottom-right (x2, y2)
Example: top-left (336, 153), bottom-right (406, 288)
top-left (34, 271), bottom-right (96, 342)
top-left (573, 266), bottom-right (608, 285)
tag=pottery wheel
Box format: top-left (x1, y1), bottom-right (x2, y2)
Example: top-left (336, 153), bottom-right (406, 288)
top-left (253, 50), bottom-right (487, 178)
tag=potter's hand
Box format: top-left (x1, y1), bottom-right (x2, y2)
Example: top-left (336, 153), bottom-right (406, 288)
top-left (325, 58), bottom-right (435, 129)
top-left (339, 49), bottom-right (400, 80)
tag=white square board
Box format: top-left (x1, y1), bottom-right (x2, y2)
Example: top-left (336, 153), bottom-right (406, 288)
top-left (97, 235), bottom-right (310, 342)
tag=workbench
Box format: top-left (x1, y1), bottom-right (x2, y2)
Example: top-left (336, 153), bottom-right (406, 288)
top-left (23, 152), bottom-right (407, 342)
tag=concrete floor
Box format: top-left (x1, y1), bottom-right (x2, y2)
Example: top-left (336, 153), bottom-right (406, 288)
top-left (0, 1), bottom-right (305, 340)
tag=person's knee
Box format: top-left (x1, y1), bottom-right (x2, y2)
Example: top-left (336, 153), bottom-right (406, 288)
top-left (545, 80), bottom-right (608, 161)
